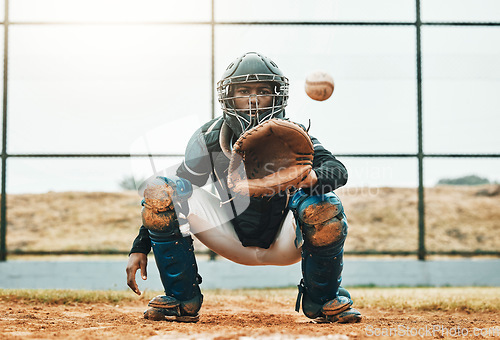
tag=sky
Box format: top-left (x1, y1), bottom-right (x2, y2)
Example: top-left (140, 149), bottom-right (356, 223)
top-left (2, 0), bottom-right (500, 193)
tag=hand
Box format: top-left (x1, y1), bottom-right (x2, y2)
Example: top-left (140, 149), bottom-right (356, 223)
top-left (298, 169), bottom-right (318, 189)
top-left (126, 253), bottom-right (148, 295)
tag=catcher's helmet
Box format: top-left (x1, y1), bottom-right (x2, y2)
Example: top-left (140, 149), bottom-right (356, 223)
top-left (217, 52), bottom-right (289, 137)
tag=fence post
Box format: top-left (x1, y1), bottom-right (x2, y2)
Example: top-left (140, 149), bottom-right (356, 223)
top-left (0, 0), bottom-right (10, 262)
top-left (415, 0), bottom-right (426, 261)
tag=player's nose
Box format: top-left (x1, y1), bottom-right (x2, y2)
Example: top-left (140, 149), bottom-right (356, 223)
top-left (249, 94), bottom-right (258, 105)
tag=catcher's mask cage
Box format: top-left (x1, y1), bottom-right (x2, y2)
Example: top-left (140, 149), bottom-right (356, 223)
top-left (217, 52), bottom-right (289, 137)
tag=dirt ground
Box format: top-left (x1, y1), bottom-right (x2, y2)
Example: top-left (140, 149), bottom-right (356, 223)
top-left (1, 297), bottom-right (499, 340)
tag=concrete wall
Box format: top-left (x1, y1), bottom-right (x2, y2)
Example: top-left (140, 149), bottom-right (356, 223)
top-left (1, 258), bottom-right (499, 290)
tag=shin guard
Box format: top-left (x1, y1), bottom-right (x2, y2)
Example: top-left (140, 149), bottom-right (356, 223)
top-left (147, 235), bottom-right (203, 321)
top-left (296, 245), bottom-right (347, 319)
top-left (291, 189), bottom-right (361, 323)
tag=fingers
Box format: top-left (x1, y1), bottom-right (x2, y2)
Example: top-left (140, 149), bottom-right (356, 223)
top-left (126, 265), bottom-right (141, 295)
top-left (140, 258), bottom-right (148, 281)
top-left (126, 253), bottom-right (148, 296)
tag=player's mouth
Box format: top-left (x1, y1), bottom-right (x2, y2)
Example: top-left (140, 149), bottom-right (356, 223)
top-left (236, 108), bottom-right (259, 116)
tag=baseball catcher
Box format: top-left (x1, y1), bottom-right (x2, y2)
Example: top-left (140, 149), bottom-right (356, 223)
top-left (126, 52), bottom-right (361, 324)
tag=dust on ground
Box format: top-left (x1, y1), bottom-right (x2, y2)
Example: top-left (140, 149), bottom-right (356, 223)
top-left (1, 296), bottom-right (499, 340)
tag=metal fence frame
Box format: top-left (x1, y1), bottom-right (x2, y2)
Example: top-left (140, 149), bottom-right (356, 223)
top-left (1, 0), bottom-right (499, 261)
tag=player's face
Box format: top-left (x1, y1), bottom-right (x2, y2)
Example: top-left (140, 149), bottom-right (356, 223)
top-left (232, 82), bottom-right (274, 115)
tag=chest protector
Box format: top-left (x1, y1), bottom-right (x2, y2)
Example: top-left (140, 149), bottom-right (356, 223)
top-left (200, 117), bottom-right (288, 249)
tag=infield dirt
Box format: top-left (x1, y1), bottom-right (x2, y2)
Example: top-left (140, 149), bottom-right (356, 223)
top-left (1, 293), bottom-right (499, 340)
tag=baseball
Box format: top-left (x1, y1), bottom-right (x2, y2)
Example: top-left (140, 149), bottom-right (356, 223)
top-left (305, 71), bottom-right (334, 101)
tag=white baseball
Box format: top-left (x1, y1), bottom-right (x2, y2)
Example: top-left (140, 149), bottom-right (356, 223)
top-left (305, 71), bottom-right (334, 101)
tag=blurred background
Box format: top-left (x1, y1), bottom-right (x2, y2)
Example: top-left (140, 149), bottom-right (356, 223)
top-left (1, 0), bottom-right (499, 261)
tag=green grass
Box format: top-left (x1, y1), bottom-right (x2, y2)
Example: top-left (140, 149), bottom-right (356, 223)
top-left (351, 287), bottom-right (500, 312)
top-left (1, 287), bottom-right (499, 312)
top-left (208, 287), bottom-right (500, 312)
top-left (0, 288), bottom-right (151, 305)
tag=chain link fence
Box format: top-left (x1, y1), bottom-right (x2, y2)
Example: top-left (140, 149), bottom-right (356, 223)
top-left (1, 0), bottom-right (499, 260)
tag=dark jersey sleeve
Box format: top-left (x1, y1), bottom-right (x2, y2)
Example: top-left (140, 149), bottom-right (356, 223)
top-left (129, 225), bottom-right (151, 255)
top-left (309, 135), bottom-right (348, 194)
top-left (175, 127), bottom-right (212, 187)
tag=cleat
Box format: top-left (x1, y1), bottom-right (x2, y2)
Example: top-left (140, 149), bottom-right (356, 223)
top-left (322, 296), bottom-right (352, 315)
top-left (147, 295), bottom-right (180, 309)
top-left (325, 307), bottom-right (362, 324)
top-left (172, 314), bottom-right (200, 323)
top-left (144, 307), bottom-right (169, 321)
top-left (143, 307), bottom-right (200, 323)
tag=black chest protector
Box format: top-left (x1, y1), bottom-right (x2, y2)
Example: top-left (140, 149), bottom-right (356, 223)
top-left (196, 117), bottom-right (289, 249)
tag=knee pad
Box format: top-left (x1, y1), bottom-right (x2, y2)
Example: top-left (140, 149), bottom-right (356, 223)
top-left (142, 176), bottom-right (192, 237)
top-left (290, 190), bottom-right (348, 248)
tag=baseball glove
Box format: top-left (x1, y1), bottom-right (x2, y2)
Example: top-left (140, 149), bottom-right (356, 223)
top-left (227, 118), bottom-right (314, 197)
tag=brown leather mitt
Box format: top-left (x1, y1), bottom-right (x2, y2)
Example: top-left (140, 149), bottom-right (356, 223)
top-left (227, 118), bottom-right (314, 197)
